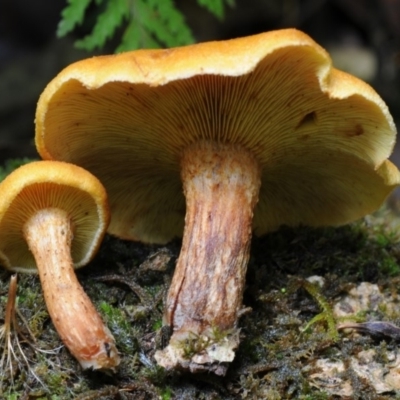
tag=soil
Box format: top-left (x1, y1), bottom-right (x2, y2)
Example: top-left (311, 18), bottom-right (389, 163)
top-left (1, 206), bottom-right (400, 399)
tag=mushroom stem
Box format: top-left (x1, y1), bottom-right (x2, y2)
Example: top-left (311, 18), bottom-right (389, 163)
top-left (155, 142), bottom-right (261, 374)
top-left (23, 208), bottom-right (119, 370)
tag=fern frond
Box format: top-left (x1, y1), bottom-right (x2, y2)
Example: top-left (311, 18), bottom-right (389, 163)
top-left (117, 18), bottom-right (159, 52)
top-left (75, 0), bottom-right (129, 51)
top-left (58, 0), bottom-right (235, 52)
top-left (197, 0), bottom-right (234, 20)
top-left (57, 0), bottom-right (93, 37)
top-left (116, 0), bottom-right (194, 52)
top-left (144, 0), bottom-right (195, 47)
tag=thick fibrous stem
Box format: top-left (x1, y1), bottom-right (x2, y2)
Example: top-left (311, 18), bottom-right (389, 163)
top-left (155, 142), bottom-right (261, 374)
top-left (23, 208), bottom-right (119, 370)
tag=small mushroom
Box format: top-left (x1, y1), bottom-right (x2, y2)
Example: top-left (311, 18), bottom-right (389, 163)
top-left (0, 161), bottom-right (119, 370)
top-left (34, 29), bottom-right (400, 374)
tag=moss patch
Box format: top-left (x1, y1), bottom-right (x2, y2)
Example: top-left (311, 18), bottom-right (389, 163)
top-left (0, 207), bottom-right (400, 398)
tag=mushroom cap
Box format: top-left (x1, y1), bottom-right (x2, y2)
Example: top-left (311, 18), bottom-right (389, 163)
top-left (35, 28), bottom-right (400, 243)
top-left (0, 160), bottom-right (109, 273)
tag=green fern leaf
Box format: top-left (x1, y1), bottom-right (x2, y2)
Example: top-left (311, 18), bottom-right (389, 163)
top-left (58, 0), bottom-right (233, 53)
top-left (197, 0), bottom-right (233, 20)
top-left (140, 0), bottom-right (195, 48)
top-left (75, 0), bottom-right (129, 51)
top-left (117, 19), bottom-right (142, 52)
top-left (116, 0), bottom-right (194, 52)
top-left (57, 0), bottom-right (93, 37)
top-left (117, 19), bottom-right (159, 52)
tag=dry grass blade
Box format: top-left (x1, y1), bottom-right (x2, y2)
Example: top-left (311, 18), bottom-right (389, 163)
top-left (0, 274), bottom-right (45, 392)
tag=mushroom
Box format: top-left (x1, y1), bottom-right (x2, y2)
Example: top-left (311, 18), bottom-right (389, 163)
top-left (0, 160), bottom-right (120, 370)
top-left (34, 29), bottom-right (400, 374)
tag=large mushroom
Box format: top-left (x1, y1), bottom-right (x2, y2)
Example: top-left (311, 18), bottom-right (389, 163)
top-left (34, 29), bottom-right (400, 374)
top-left (0, 160), bottom-right (120, 370)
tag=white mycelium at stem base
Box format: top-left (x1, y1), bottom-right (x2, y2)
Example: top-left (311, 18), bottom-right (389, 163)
top-left (23, 207), bottom-right (119, 370)
top-left (155, 142), bottom-right (261, 374)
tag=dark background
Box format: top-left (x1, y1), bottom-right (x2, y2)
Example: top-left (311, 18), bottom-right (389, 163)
top-left (1, 0), bottom-right (399, 164)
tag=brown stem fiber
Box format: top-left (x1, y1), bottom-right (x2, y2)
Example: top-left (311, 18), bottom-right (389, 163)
top-left (155, 142), bottom-right (261, 374)
top-left (23, 208), bottom-right (120, 370)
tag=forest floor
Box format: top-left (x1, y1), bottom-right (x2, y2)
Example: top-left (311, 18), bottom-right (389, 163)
top-left (1, 201), bottom-right (400, 399)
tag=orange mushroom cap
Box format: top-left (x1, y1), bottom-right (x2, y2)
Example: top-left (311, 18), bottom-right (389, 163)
top-left (35, 29), bottom-right (400, 243)
top-left (0, 160), bottom-right (109, 272)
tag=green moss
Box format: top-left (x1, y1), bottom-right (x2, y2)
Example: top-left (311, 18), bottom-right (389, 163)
top-left (176, 326), bottom-right (236, 360)
top-left (0, 158), bottom-right (37, 182)
top-left (152, 319), bottom-right (163, 331)
top-left (0, 206), bottom-right (399, 398)
top-left (299, 279), bottom-right (339, 341)
top-left (99, 301), bottom-right (138, 354)
top-left (379, 256), bottom-right (400, 276)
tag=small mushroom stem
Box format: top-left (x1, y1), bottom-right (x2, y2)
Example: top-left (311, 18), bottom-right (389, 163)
top-left (23, 208), bottom-right (119, 370)
top-left (155, 142), bottom-right (261, 374)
